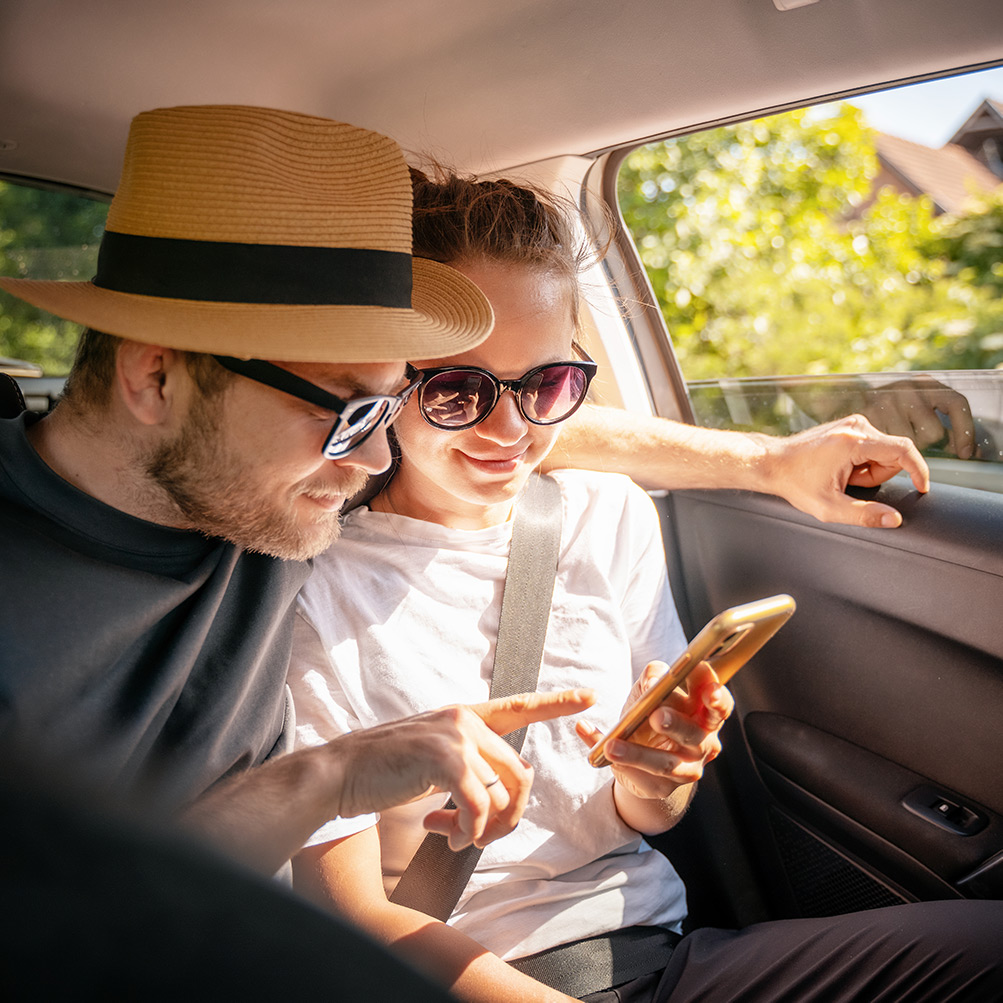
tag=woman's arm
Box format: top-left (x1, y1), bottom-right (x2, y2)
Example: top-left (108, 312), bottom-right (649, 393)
top-left (576, 662), bottom-right (733, 836)
top-left (294, 829), bottom-right (575, 1003)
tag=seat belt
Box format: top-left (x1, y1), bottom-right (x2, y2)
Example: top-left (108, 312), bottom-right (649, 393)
top-left (510, 925), bottom-right (681, 995)
top-left (389, 471), bottom-right (562, 921)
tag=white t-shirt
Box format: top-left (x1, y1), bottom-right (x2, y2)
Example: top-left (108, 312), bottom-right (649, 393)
top-left (290, 469), bottom-right (689, 960)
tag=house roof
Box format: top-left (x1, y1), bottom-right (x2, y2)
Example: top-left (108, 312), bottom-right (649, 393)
top-left (947, 97), bottom-right (1003, 145)
top-left (875, 131), bottom-right (1001, 214)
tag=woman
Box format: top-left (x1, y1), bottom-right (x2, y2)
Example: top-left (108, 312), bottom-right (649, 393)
top-left (288, 172), bottom-right (1003, 1003)
top-left (289, 171), bottom-right (725, 999)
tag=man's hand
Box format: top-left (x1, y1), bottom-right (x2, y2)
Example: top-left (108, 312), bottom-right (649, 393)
top-left (576, 663), bottom-right (730, 835)
top-left (801, 376), bottom-right (975, 459)
top-left (182, 688), bottom-right (594, 874)
top-left (336, 689), bottom-right (596, 850)
top-left (756, 414), bottom-right (930, 528)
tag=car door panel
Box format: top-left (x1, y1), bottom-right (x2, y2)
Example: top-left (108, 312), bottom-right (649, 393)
top-left (648, 479), bottom-right (1003, 927)
top-left (748, 714), bottom-right (1002, 894)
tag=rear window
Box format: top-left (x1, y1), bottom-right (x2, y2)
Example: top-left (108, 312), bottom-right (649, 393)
top-left (617, 66), bottom-right (1003, 493)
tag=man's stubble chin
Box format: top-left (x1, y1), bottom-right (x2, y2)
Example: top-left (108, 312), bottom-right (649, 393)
top-left (142, 402), bottom-right (366, 560)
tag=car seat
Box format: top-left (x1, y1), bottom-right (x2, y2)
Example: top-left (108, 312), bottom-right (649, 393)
top-left (0, 374), bottom-right (26, 417)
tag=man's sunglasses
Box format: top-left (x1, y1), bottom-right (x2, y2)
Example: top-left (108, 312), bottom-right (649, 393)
top-left (213, 355), bottom-right (420, 460)
top-left (411, 345), bottom-right (597, 431)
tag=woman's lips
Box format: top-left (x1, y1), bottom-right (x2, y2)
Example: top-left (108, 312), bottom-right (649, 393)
top-left (460, 451), bottom-right (525, 474)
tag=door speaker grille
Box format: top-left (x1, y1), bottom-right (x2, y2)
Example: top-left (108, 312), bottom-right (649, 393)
top-left (768, 806), bottom-right (907, 917)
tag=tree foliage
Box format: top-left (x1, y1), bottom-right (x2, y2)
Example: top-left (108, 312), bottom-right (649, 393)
top-left (618, 105), bottom-right (1003, 383)
top-left (924, 188), bottom-right (1003, 295)
top-left (0, 181), bottom-right (108, 375)
top-left (3, 117), bottom-right (1001, 384)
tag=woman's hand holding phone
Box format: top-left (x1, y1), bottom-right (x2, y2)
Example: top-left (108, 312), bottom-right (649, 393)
top-left (575, 661), bottom-right (734, 806)
top-left (576, 596), bottom-right (792, 831)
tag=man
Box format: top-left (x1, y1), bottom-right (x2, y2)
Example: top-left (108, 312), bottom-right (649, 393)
top-left (0, 106), bottom-right (600, 879)
top-left (0, 104), bottom-right (927, 871)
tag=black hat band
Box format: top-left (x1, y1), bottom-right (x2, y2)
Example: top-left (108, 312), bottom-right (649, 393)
top-left (93, 230), bottom-right (413, 307)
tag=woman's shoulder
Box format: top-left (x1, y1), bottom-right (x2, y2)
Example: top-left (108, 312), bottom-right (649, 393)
top-left (544, 470), bottom-right (659, 545)
top-left (544, 468), bottom-right (651, 509)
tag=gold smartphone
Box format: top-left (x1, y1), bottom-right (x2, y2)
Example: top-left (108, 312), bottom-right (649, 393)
top-left (588, 594), bottom-right (796, 768)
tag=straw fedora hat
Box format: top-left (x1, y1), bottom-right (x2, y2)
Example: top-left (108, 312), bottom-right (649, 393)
top-left (0, 105), bottom-right (493, 363)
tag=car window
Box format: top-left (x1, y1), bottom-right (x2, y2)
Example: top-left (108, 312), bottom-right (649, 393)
top-left (616, 67), bottom-right (1003, 494)
top-left (0, 178), bottom-right (108, 408)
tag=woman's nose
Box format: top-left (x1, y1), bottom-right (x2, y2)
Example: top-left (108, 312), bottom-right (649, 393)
top-left (474, 390), bottom-right (529, 445)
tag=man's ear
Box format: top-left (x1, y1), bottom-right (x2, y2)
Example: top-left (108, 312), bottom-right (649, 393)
top-left (116, 341), bottom-right (188, 426)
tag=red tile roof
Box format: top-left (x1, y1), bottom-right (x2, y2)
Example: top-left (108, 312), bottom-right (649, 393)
top-left (875, 132), bottom-right (1001, 214)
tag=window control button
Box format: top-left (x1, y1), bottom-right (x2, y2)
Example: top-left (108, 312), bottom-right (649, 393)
top-left (903, 785), bottom-right (989, 836)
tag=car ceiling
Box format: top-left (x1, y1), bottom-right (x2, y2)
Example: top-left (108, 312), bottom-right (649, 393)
top-left (1, 0), bottom-right (1001, 195)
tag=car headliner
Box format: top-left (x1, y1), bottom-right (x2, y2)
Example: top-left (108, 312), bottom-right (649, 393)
top-left (1, 0), bottom-right (1001, 194)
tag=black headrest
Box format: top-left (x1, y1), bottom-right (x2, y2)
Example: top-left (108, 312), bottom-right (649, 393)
top-left (0, 373), bottom-right (27, 418)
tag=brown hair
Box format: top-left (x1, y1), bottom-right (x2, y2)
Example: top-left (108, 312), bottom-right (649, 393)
top-left (410, 167), bottom-right (607, 328)
top-left (60, 328), bottom-right (232, 413)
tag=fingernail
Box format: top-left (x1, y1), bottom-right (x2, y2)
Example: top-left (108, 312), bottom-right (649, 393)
top-left (607, 740), bottom-right (625, 757)
top-left (880, 512), bottom-right (900, 528)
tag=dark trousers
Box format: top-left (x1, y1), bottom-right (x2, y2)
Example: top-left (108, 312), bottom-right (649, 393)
top-left (584, 901), bottom-right (1003, 1003)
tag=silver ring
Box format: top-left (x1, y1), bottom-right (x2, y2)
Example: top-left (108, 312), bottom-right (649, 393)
top-left (484, 774), bottom-right (501, 789)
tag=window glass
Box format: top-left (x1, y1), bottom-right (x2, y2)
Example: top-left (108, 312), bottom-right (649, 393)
top-left (617, 67), bottom-right (1003, 492)
top-left (1, 179), bottom-right (108, 407)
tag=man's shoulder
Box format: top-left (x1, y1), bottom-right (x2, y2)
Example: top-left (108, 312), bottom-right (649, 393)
top-left (0, 413), bottom-right (42, 507)
top-left (0, 412), bottom-right (32, 453)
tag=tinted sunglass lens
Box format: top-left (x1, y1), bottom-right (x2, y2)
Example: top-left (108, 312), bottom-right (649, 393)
top-left (323, 399), bottom-right (387, 458)
top-left (420, 371), bottom-right (494, 427)
top-left (523, 365), bottom-right (587, 423)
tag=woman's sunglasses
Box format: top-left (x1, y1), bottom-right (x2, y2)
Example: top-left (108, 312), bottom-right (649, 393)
top-left (213, 355), bottom-right (421, 459)
top-left (411, 345), bottom-right (597, 430)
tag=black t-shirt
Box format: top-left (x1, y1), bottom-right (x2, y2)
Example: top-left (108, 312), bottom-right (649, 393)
top-left (0, 413), bottom-right (311, 811)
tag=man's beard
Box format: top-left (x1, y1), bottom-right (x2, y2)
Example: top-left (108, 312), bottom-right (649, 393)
top-left (143, 393), bottom-right (368, 560)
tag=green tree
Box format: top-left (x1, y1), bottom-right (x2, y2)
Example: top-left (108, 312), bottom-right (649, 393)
top-left (618, 105), bottom-right (1003, 383)
top-left (0, 180), bottom-right (108, 374)
top-left (924, 187), bottom-right (1003, 294)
